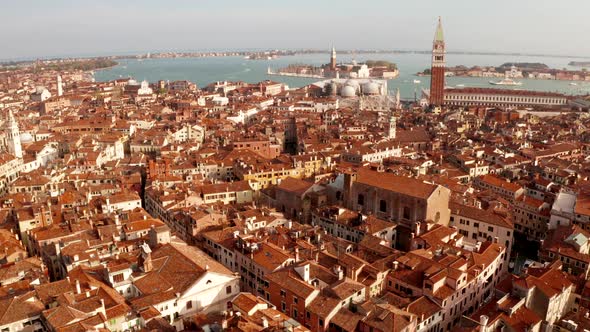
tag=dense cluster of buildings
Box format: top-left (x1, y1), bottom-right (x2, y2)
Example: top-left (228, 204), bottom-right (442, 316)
top-left (1, 17), bottom-right (590, 332)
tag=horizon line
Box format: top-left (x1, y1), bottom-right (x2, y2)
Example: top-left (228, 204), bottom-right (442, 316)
top-left (3, 48), bottom-right (590, 64)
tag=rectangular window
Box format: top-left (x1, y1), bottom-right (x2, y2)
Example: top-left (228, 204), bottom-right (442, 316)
top-left (187, 301), bottom-right (192, 309)
top-left (379, 200), bottom-right (387, 212)
top-left (403, 206), bottom-right (411, 220)
top-left (226, 286), bottom-right (232, 294)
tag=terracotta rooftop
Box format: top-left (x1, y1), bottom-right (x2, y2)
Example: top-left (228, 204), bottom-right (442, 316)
top-left (355, 167), bottom-right (438, 199)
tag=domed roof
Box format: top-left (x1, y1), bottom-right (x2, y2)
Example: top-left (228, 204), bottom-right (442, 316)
top-left (340, 85), bottom-right (356, 97)
top-left (363, 82), bottom-right (380, 95)
top-left (345, 79), bottom-right (360, 89)
top-left (20, 133), bottom-right (33, 143)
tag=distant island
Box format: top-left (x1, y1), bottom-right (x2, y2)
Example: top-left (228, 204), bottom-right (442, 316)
top-left (499, 62), bottom-right (548, 70)
top-left (569, 61), bottom-right (590, 67)
top-left (0, 58), bottom-right (118, 72)
top-left (418, 62), bottom-right (590, 82)
top-left (268, 58), bottom-right (399, 80)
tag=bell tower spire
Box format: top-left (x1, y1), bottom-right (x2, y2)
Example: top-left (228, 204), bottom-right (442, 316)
top-left (429, 16), bottom-right (446, 106)
top-left (57, 75), bottom-right (63, 97)
top-left (4, 110), bottom-right (22, 158)
top-left (388, 113), bottom-right (397, 140)
top-left (330, 46), bottom-right (337, 70)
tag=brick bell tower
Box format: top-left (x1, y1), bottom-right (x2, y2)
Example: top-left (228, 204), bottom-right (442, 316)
top-left (429, 17), bottom-right (445, 106)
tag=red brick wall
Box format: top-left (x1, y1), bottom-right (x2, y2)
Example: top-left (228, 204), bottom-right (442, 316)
top-left (430, 67), bottom-right (445, 106)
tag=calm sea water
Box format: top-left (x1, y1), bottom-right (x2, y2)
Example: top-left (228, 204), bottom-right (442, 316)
top-left (93, 53), bottom-right (590, 99)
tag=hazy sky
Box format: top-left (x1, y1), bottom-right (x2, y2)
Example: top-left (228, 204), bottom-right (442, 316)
top-left (2, 0), bottom-right (589, 60)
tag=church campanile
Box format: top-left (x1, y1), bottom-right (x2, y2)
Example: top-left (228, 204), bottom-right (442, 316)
top-left (429, 17), bottom-right (445, 106)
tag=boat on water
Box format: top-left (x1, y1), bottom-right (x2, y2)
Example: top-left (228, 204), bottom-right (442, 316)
top-left (489, 78), bottom-right (523, 86)
top-left (456, 84), bottom-right (465, 87)
top-left (569, 82), bottom-right (578, 86)
top-left (413, 79), bottom-right (421, 84)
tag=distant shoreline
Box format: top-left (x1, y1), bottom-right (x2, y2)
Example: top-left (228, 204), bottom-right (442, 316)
top-left (417, 63), bottom-right (590, 82)
top-left (4, 49), bottom-right (590, 65)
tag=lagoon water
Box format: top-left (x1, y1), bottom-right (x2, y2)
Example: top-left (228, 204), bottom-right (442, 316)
top-left (93, 53), bottom-right (590, 99)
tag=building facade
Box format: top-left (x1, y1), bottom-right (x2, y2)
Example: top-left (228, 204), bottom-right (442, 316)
top-left (444, 88), bottom-right (568, 108)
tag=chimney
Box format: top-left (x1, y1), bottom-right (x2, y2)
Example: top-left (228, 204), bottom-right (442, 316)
top-left (334, 265), bottom-right (344, 280)
top-left (393, 261), bottom-right (399, 271)
top-left (480, 315), bottom-right (489, 327)
top-left (294, 247), bottom-right (300, 262)
top-left (75, 279), bottom-right (81, 294)
top-left (262, 318), bottom-right (269, 328)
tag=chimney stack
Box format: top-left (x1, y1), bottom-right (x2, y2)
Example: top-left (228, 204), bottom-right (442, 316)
top-left (479, 315), bottom-right (489, 327)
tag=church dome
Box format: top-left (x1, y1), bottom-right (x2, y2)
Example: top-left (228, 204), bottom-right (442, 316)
top-left (363, 82), bottom-right (380, 95)
top-left (345, 79), bottom-right (360, 90)
top-left (340, 85), bottom-right (356, 97)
